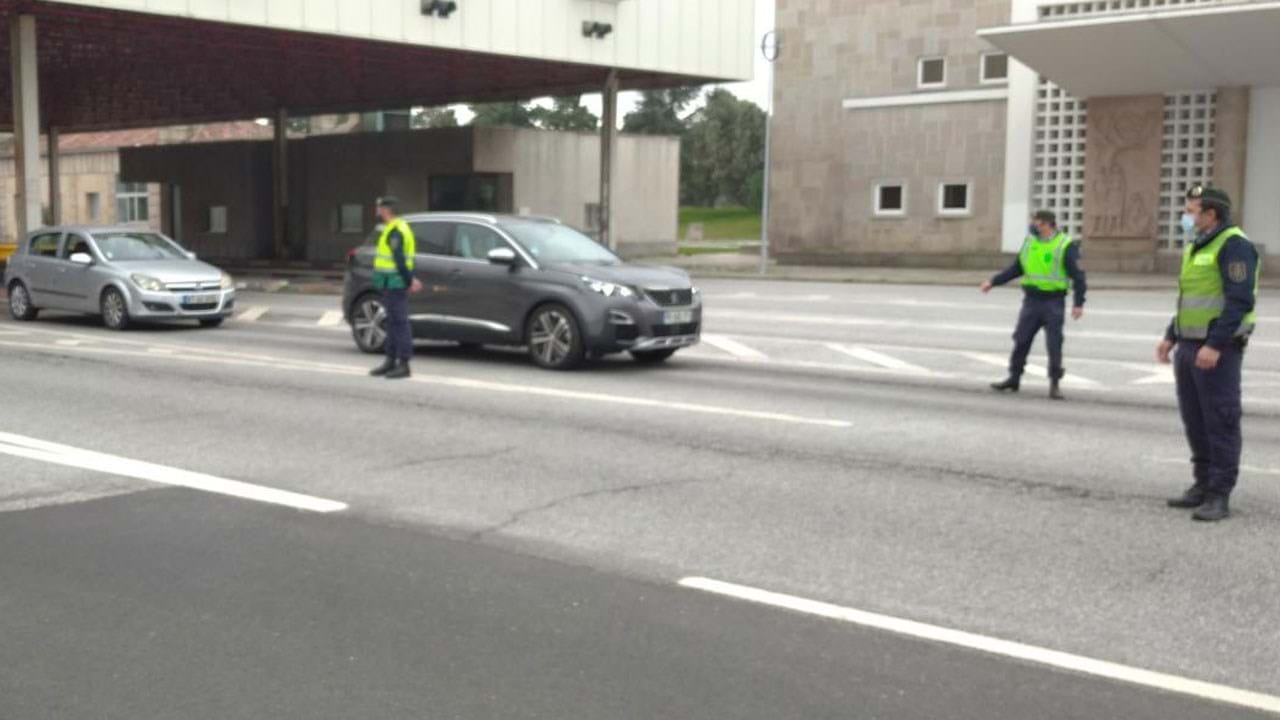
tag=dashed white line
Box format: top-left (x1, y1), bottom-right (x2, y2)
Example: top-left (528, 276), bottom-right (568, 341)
top-left (234, 306), bottom-right (269, 323)
top-left (701, 333), bottom-right (770, 361)
top-left (825, 343), bottom-right (934, 376)
top-left (317, 310), bottom-right (344, 327)
top-left (679, 576), bottom-right (1280, 716)
top-left (0, 431), bottom-right (347, 513)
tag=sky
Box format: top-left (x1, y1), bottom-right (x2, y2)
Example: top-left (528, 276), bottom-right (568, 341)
top-left (452, 0), bottom-right (776, 124)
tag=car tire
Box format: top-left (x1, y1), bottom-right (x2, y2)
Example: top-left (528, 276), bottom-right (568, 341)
top-left (101, 287), bottom-right (131, 331)
top-left (7, 281), bottom-right (38, 321)
top-left (630, 349), bottom-right (676, 365)
top-left (199, 318), bottom-right (224, 328)
top-left (526, 303), bottom-right (585, 370)
top-left (350, 293), bottom-right (387, 354)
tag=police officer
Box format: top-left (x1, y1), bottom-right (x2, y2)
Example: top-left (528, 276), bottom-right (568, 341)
top-left (369, 196), bottom-right (422, 380)
top-left (1158, 185), bottom-right (1260, 522)
top-left (982, 210), bottom-right (1087, 400)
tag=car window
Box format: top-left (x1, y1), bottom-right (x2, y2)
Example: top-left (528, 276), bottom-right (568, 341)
top-left (29, 233), bottom-right (61, 258)
top-left (500, 222), bottom-right (620, 266)
top-left (451, 224), bottom-right (507, 261)
top-left (61, 234), bottom-right (92, 259)
top-left (409, 221), bottom-right (454, 256)
top-left (93, 232), bottom-right (187, 261)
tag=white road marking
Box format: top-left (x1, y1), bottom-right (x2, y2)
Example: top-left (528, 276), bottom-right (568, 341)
top-left (0, 431), bottom-right (347, 513)
top-left (701, 333), bottom-right (770, 361)
top-left (148, 347), bottom-right (176, 355)
top-left (234, 305), bottom-right (269, 323)
top-left (1130, 364), bottom-right (1176, 385)
top-left (679, 577), bottom-right (1280, 716)
top-left (55, 339), bottom-right (83, 347)
top-left (317, 310), bottom-right (344, 327)
top-left (1153, 457), bottom-right (1280, 476)
top-left (961, 352), bottom-right (1101, 387)
top-left (825, 343), bottom-right (934, 376)
top-left (711, 292), bottom-right (832, 302)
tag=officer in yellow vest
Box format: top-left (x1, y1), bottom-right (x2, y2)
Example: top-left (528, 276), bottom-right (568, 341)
top-left (982, 210), bottom-right (1087, 400)
top-left (369, 196), bottom-right (422, 380)
top-left (1157, 185), bottom-right (1260, 522)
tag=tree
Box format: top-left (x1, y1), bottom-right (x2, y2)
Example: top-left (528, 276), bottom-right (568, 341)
top-left (412, 106), bottom-right (460, 129)
top-left (531, 96), bottom-right (598, 132)
top-left (621, 87), bottom-right (701, 135)
top-left (468, 101), bottom-right (537, 128)
top-left (680, 89), bottom-right (766, 208)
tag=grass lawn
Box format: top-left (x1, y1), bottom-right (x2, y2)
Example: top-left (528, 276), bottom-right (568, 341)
top-left (678, 206), bottom-right (762, 241)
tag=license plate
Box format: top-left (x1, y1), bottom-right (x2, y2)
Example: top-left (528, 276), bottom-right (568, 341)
top-left (184, 293), bottom-right (218, 305)
top-left (663, 310), bottom-right (694, 325)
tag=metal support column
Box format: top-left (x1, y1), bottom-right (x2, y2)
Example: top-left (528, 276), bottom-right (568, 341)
top-left (48, 127), bottom-right (62, 225)
top-left (272, 108), bottom-right (289, 260)
top-left (10, 14), bottom-right (43, 235)
top-left (600, 70), bottom-right (619, 251)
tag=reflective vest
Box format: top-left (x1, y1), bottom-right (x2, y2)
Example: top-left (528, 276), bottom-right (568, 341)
top-left (1019, 232), bottom-right (1073, 292)
top-left (373, 218), bottom-right (416, 288)
top-left (1176, 226), bottom-right (1259, 340)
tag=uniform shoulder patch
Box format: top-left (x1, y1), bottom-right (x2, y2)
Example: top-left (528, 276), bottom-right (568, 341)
top-left (1228, 260), bottom-right (1248, 283)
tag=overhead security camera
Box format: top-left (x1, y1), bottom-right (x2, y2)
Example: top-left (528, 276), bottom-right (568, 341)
top-left (581, 21), bottom-right (613, 39)
top-left (422, 0), bottom-right (458, 18)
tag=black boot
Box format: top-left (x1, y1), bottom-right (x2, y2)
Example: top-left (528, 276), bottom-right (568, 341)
top-left (1192, 493), bottom-right (1230, 522)
top-left (991, 376), bottom-right (1020, 392)
top-left (370, 358), bottom-right (396, 377)
top-left (384, 361), bottom-right (411, 380)
top-left (1049, 379), bottom-right (1064, 401)
top-left (1167, 484), bottom-right (1208, 509)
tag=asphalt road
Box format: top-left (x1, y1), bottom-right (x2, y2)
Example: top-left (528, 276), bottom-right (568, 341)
top-left (3, 279), bottom-right (1279, 718)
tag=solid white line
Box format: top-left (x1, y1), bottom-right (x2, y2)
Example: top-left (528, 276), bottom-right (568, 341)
top-left (678, 577), bottom-right (1280, 715)
top-left (317, 310), bottom-right (344, 327)
top-left (825, 343), bottom-right (934, 375)
top-left (1153, 457), bottom-right (1280, 476)
top-left (701, 333), bottom-right (770, 361)
top-left (234, 306), bottom-right (269, 323)
top-left (0, 431), bottom-right (347, 513)
top-left (55, 339), bottom-right (83, 347)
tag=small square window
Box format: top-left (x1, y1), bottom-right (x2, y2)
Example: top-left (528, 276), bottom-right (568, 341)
top-left (874, 183), bottom-right (906, 217)
top-left (86, 192), bottom-right (101, 222)
top-left (981, 53), bottom-right (1009, 83)
top-left (918, 57), bottom-right (946, 89)
top-left (339, 203), bottom-right (364, 234)
top-left (938, 182), bottom-right (972, 216)
top-left (208, 206), bottom-right (228, 234)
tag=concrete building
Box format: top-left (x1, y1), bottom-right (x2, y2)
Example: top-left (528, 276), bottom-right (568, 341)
top-left (120, 125), bottom-right (680, 263)
top-left (769, 0), bottom-right (1279, 271)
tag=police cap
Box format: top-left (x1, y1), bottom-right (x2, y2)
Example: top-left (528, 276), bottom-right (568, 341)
top-left (375, 196), bottom-right (399, 208)
top-left (1186, 184), bottom-right (1231, 212)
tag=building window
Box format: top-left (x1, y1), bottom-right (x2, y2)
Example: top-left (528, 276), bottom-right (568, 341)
top-left (981, 53), bottom-right (1009, 84)
top-left (938, 182), bottom-right (972, 216)
top-left (207, 206), bottom-right (228, 234)
top-left (116, 181), bottom-right (149, 223)
top-left (873, 183), bottom-right (906, 217)
top-left (1158, 92), bottom-right (1217, 250)
top-left (339, 203), bottom-right (364, 234)
top-left (918, 57), bottom-right (946, 89)
top-left (86, 192), bottom-right (102, 222)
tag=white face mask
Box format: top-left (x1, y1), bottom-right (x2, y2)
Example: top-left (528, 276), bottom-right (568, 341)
top-left (1180, 212), bottom-right (1198, 234)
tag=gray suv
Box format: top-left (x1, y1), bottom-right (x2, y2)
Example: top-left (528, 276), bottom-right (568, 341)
top-left (342, 213), bottom-right (701, 370)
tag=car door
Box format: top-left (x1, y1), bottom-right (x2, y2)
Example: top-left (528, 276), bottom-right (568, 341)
top-left (23, 232), bottom-right (65, 308)
top-left (404, 220), bottom-right (455, 340)
top-left (438, 222), bottom-right (525, 343)
top-left (54, 232), bottom-right (99, 312)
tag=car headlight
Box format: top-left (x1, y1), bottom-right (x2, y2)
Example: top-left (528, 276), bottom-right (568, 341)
top-left (220, 272), bottom-right (234, 290)
top-left (582, 277), bottom-right (636, 299)
top-left (131, 274), bottom-right (164, 292)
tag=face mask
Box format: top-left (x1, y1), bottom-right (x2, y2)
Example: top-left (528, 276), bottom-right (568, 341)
top-left (1028, 224), bottom-right (1040, 237)
top-left (1180, 212), bottom-right (1197, 234)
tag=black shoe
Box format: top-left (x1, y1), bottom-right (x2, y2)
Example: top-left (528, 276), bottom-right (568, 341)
top-left (385, 362), bottom-right (411, 380)
top-left (1167, 484), bottom-right (1208, 509)
top-left (991, 377), bottom-right (1020, 392)
top-left (1192, 494), bottom-right (1230, 522)
top-left (1049, 380), bottom-right (1064, 401)
top-left (369, 358), bottom-right (396, 377)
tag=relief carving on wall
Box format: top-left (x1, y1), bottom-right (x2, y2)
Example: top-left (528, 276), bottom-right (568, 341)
top-left (1086, 100), bottom-right (1161, 240)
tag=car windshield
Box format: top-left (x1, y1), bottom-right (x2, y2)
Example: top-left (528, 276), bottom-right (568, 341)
top-left (93, 232), bottom-right (188, 262)
top-left (500, 222), bottom-right (621, 266)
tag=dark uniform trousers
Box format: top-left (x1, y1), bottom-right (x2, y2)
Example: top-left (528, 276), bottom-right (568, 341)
top-left (1009, 293), bottom-right (1066, 380)
top-left (382, 288), bottom-right (412, 363)
top-left (1174, 340), bottom-right (1244, 496)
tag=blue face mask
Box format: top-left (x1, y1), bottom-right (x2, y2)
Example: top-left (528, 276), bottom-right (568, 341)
top-left (1029, 224), bottom-right (1040, 238)
top-left (1180, 212), bottom-right (1197, 234)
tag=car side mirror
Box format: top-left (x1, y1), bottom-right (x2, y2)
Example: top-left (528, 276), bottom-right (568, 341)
top-left (488, 247), bottom-right (517, 266)
top-left (69, 252), bottom-right (93, 265)
top-left (185, 251), bottom-right (197, 260)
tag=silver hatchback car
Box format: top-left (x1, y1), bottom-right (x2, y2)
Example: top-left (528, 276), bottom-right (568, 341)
top-left (3, 226), bottom-right (235, 330)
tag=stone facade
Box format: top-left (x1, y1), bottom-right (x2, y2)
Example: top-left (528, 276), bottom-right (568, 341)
top-left (770, 0), bottom-right (1013, 266)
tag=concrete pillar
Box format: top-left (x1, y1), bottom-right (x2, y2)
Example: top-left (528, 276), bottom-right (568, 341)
top-left (272, 108), bottom-right (289, 260)
top-left (1214, 87), bottom-right (1250, 221)
top-left (10, 14), bottom-right (42, 235)
top-left (599, 70), bottom-right (619, 251)
top-left (1243, 87), bottom-right (1280, 255)
top-left (48, 127), bottom-right (62, 225)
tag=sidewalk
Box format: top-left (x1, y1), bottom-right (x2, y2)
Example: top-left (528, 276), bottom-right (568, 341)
top-left (228, 253), bottom-right (1278, 295)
